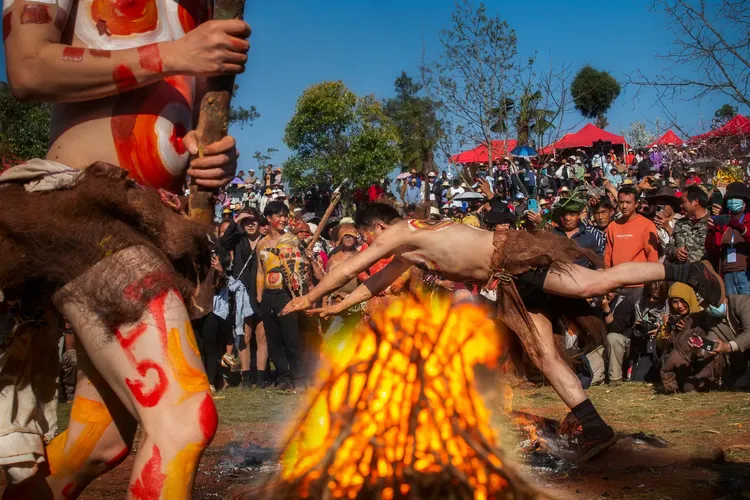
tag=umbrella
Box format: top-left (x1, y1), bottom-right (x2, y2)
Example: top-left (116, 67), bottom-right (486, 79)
top-left (510, 145), bottom-right (538, 158)
top-left (453, 191), bottom-right (486, 201)
top-left (396, 172), bottom-right (412, 180)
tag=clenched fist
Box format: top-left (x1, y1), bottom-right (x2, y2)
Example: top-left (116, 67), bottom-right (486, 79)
top-left (164, 20), bottom-right (251, 77)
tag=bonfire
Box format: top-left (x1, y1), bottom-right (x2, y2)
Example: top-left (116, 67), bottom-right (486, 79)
top-left (244, 294), bottom-right (539, 500)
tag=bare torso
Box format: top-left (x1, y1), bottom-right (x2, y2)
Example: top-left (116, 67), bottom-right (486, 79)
top-left (258, 234), bottom-right (284, 291)
top-left (393, 220), bottom-right (495, 283)
top-left (326, 249), bottom-right (359, 295)
top-left (45, 0), bottom-right (205, 190)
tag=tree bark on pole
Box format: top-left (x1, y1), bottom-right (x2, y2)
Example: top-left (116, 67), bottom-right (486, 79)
top-left (188, 0), bottom-right (248, 224)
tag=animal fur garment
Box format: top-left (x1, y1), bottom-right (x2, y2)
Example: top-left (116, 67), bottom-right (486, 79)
top-left (0, 162), bottom-right (212, 327)
top-left (489, 230), bottom-right (606, 358)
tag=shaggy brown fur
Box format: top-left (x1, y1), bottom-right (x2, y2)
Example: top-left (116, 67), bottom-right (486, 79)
top-left (490, 230), bottom-right (607, 358)
top-left (0, 162), bottom-right (211, 327)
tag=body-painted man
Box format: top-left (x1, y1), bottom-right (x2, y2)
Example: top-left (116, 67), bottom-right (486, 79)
top-left (282, 203), bottom-right (726, 463)
top-left (256, 202), bottom-right (310, 390)
top-left (0, 0), bottom-right (248, 496)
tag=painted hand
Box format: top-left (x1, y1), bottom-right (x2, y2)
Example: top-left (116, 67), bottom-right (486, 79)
top-left (279, 295), bottom-right (312, 316)
top-left (184, 133), bottom-right (238, 189)
top-left (166, 20), bottom-right (251, 77)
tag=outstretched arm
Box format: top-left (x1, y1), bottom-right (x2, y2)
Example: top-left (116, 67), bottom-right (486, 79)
top-left (4, 1), bottom-right (249, 103)
top-left (309, 258), bottom-right (411, 318)
top-left (279, 223), bottom-right (409, 315)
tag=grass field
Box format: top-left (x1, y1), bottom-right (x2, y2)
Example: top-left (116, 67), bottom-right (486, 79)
top-left (50, 382), bottom-right (750, 499)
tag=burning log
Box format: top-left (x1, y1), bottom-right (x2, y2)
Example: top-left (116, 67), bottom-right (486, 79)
top-left (238, 294), bottom-right (540, 499)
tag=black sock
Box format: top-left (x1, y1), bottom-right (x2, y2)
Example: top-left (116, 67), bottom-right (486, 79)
top-left (256, 370), bottom-right (267, 386)
top-left (664, 262), bottom-right (690, 283)
top-left (572, 399), bottom-right (610, 439)
top-left (242, 370), bottom-right (252, 386)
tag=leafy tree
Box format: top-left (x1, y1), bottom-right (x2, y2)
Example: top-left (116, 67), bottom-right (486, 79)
top-left (383, 72), bottom-right (444, 174)
top-left (253, 148), bottom-right (278, 170)
top-left (283, 81), bottom-right (400, 191)
top-left (229, 83), bottom-right (260, 128)
top-left (0, 82), bottom-right (51, 164)
top-left (712, 104), bottom-right (738, 128)
top-left (571, 66), bottom-right (620, 127)
top-left (624, 121), bottom-right (656, 149)
top-left (421, 0), bottom-right (527, 168)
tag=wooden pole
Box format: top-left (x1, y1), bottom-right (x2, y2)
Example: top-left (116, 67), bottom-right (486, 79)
top-left (306, 179), bottom-right (347, 251)
top-left (188, 0), bottom-right (248, 224)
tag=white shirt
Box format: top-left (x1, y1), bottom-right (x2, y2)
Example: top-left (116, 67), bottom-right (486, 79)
top-left (449, 187), bottom-right (465, 208)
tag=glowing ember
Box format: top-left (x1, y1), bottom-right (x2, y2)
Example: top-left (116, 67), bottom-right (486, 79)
top-left (252, 294), bottom-right (536, 499)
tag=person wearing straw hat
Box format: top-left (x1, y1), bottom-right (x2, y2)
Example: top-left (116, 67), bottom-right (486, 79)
top-left (685, 167), bottom-right (702, 186)
top-left (648, 186), bottom-right (682, 249)
top-left (706, 182), bottom-right (750, 295)
top-left (282, 202), bottom-right (727, 462)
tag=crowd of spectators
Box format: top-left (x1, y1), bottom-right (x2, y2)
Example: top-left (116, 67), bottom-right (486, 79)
top-left (176, 144), bottom-right (750, 398)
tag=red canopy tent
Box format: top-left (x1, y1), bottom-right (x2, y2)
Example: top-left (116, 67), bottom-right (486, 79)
top-left (648, 130), bottom-right (684, 148)
top-left (451, 139), bottom-right (518, 164)
top-left (691, 115), bottom-right (750, 141)
top-left (547, 123), bottom-right (627, 150)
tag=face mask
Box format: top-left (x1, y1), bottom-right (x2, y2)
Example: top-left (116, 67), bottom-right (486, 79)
top-left (727, 199), bottom-right (745, 214)
top-left (707, 303), bottom-right (726, 318)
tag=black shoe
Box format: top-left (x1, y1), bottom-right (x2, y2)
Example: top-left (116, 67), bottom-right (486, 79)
top-left (687, 261), bottom-right (725, 306)
top-left (577, 426), bottom-right (617, 463)
top-left (256, 370), bottom-right (272, 389)
top-left (275, 379), bottom-right (294, 391)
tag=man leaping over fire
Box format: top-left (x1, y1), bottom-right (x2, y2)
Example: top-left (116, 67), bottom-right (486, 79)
top-left (281, 203), bottom-right (725, 462)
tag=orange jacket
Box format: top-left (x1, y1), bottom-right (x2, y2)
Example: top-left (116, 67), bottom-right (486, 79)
top-left (604, 214), bottom-right (660, 268)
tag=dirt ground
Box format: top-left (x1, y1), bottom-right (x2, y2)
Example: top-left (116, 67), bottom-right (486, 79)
top-left (3, 383), bottom-right (749, 499)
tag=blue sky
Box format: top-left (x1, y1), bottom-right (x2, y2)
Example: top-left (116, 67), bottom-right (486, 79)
top-left (2, 0), bottom-right (747, 173)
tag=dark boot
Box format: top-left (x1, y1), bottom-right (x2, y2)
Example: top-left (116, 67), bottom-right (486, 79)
top-left (256, 370), bottom-right (272, 389)
top-left (241, 370), bottom-right (253, 390)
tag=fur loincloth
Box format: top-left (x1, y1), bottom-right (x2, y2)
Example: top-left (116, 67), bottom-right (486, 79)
top-left (0, 160), bottom-right (212, 328)
top-left (486, 230), bottom-right (606, 358)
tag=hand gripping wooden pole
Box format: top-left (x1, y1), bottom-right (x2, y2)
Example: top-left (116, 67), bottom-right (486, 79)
top-left (188, 0), bottom-right (248, 224)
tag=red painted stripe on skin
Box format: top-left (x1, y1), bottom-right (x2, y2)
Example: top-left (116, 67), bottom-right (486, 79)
top-left (61, 46), bottom-right (84, 62)
top-left (90, 49), bottom-right (111, 58)
top-left (198, 394), bottom-right (218, 444)
top-left (61, 482), bottom-right (75, 499)
top-left (113, 64), bottom-right (137, 92)
top-left (125, 360), bottom-right (168, 408)
top-left (130, 445), bottom-right (165, 500)
top-left (137, 43), bottom-right (162, 72)
top-left (20, 4), bottom-right (51, 24)
top-left (2, 12), bottom-right (11, 41)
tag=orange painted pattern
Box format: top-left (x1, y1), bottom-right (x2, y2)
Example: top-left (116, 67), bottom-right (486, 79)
top-left (47, 397), bottom-right (113, 478)
top-left (162, 442), bottom-right (203, 498)
top-left (167, 320), bottom-right (210, 402)
top-left (90, 0), bottom-right (158, 36)
top-left (111, 76), bottom-right (192, 190)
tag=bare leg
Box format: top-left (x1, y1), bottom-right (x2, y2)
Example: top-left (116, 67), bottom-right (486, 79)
top-left (45, 355), bottom-right (137, 499)
top-left (543, 263), bottom-right (666, 298)
top-left (525, 312), bottom-right (588, 409)
top-left (52, 247), bottom-right (217, 499)
top-left (254, 321), bottom-right (268, 372)
top-left (239, 321), bottom-right (251, 372)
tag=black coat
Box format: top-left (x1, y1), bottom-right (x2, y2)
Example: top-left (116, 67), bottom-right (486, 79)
top-left (220, 220), bottom-right (262, 316)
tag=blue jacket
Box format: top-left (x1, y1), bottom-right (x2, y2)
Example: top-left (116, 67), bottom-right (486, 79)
top-left (553, 223), bottom-right (603, 268)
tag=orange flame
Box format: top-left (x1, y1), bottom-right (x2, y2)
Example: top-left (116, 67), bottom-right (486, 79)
top-left (268, 294), bottom-right (535, 499)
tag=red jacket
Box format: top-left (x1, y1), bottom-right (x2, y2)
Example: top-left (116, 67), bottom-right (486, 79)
top-left (705, 215), bottom-right (750, 266)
